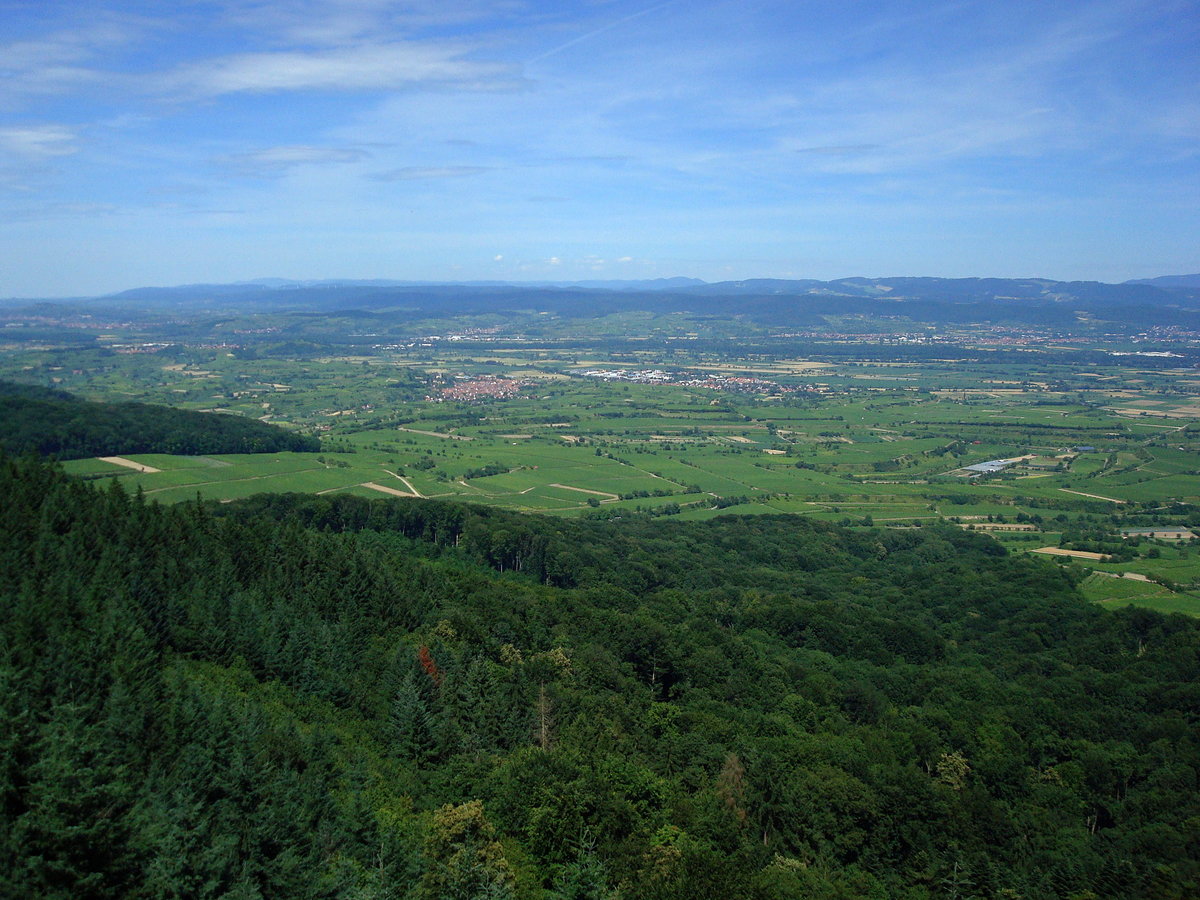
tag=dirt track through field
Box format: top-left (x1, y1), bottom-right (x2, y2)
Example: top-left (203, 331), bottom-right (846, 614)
top-left (399, 426), bottom-right (472, 440)
top-left (548, 483), bottom-right (620, 500)
top-left (1091, 570), bottom-right (1152, 582)
top-left (99, 456), bottom-right (161, 473)
top-left (362, 482), bottom-right (419, 498)
top-left (1032, 547), bottom-right (1111, 561)
top-left (384, 471), bottom-right (423, 497)
top-left (1059, 488), bottom-right (1126, 503)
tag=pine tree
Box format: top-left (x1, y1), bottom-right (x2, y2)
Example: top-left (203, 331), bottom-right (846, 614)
top-left (390, 668), bottom-right (433, 762)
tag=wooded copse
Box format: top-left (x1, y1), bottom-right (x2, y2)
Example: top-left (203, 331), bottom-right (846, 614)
top-left (0, 381), bottom-right (319, 459)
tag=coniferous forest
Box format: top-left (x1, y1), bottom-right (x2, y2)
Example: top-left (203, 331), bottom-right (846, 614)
top-left (1, 454), bottom-right (1198, 898)
top-left (0, 381), bottom-right (320, 459)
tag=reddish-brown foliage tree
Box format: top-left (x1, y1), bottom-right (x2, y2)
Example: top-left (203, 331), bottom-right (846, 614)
top-left (418, 645), bottom-right (441, 686)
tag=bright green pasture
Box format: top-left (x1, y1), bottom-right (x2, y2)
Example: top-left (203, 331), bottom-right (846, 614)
top-left (61, 458), bottom-right (140, 478)
top-left (1080, 573), bottom-right (1200, 617)
top-left (1084, 551), bottom-right (1200, 586)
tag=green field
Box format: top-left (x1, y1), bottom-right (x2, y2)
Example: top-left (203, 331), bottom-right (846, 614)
top-left (8, 325), bottom-right (1200, 615)
top-left (1080, 572), bottom-right (1200, 616)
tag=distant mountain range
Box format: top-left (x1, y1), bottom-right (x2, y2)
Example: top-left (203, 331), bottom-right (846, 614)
top-left (94, 273), bottom-right (1200, 306)
top-left (5, 274), bottom-right (1199, 331)
top-left (96, 275), bottom-right (708, 298)
top-left (1125, 274), bottom-right (1200, 288)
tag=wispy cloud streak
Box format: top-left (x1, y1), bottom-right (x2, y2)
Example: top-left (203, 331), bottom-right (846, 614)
top-left (371, 166), bottom-right (492, 181)
top-left (165, 43), bottom-right (522, 97)
top-left (217, 145), bottom-right (370, 176)
top-left (527, 1), bottom-right (676, 64)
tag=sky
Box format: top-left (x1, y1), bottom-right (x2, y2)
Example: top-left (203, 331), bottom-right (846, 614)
top-left (1, 0), bottom-right (1198, 296)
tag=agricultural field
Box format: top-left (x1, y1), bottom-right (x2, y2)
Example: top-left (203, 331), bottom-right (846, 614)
top-left (1079, 572), bottom-right (1200, 617)
top-left (6, 320), bottom-right (1200, 613)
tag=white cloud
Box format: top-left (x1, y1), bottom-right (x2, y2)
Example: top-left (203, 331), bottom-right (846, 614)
top-left (0, 22), bottom-right (137, 109)
top-left (218, 145), bottom-right (370, 176)
top-left (166, 43), bottom-right (523, 97)
top-left (2, 8), bottom-right (525, 112)
top-left (220, 0), bottom-right (514, 45)
top-left (0, 125), bottom-right (79, 159)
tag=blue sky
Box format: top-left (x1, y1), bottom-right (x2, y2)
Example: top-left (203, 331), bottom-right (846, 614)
top-left (1, 0), bottom-right (1197, 296)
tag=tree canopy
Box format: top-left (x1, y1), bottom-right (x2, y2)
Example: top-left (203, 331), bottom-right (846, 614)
top-left (1, 455), bottom-right (1196, 898)
top-left (0, 380), bottom-right (319, 458)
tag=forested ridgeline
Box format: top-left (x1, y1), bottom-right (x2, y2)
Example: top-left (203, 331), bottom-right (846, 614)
top-left (0, 380), bottom-right (320, 459)
top-left (2, 456), bottom-right (1198, 898)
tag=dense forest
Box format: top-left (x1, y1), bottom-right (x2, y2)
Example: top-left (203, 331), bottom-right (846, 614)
top-left (0, 381), bottom-right (320, 458)
top-left (1, 456), bottom-right (1197, 898)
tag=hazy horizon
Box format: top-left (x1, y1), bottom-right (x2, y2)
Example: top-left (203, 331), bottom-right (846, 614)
top-left (11, 270), bottom-right (1200, 304)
